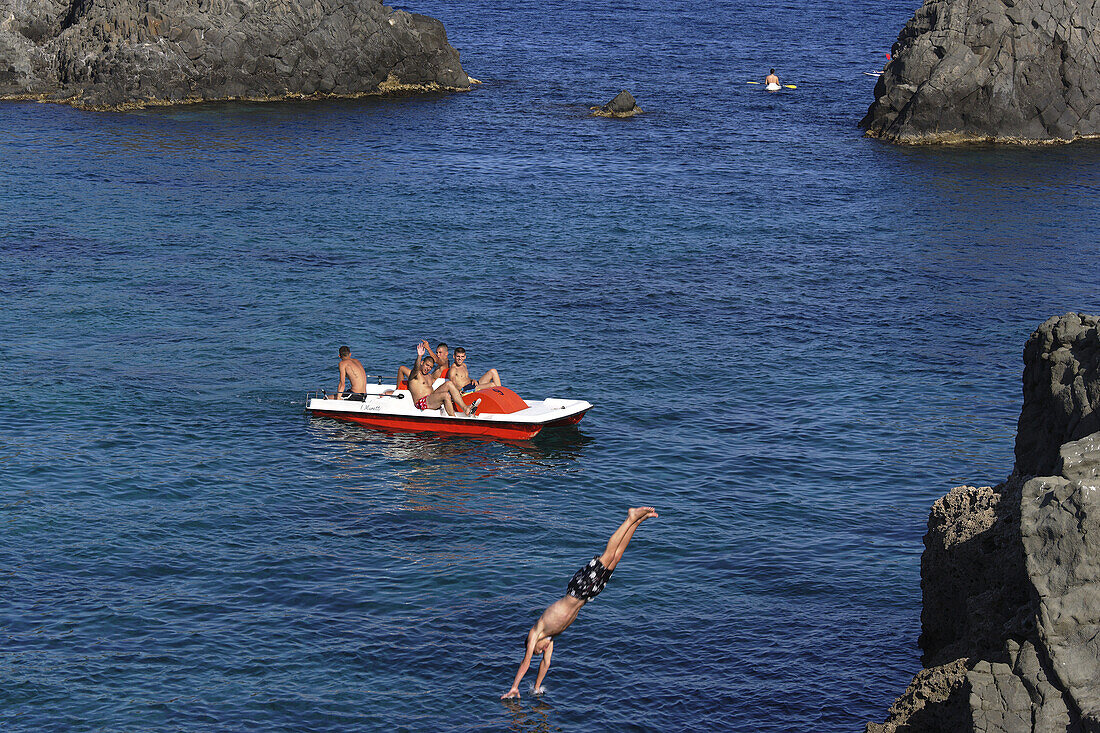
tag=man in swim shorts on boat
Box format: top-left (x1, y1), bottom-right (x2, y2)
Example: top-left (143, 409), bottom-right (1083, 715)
top-left (397, 340), bottom-right (449, 387)
top-left (449, 347), bottom-right (502, 395)
top-left (501, 507), bottom-right (658, 699)
top-left (407, 342), bottom-right (480, 416)
top-left (336, 345), bottom-right (368, 400)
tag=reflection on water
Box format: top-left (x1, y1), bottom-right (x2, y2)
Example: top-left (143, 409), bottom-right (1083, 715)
top-left (531, 427), bottom-right (594, 457)
top-left (307, 415), bottom-right (591, 463)
top-left (304, 416), bottom-right (593, 512)
top-left (503, 697), bottom-right (560, 733)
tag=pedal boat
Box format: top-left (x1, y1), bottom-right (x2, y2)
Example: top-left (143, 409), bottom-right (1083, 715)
top-left (306, 381), bottom-right (591, 440)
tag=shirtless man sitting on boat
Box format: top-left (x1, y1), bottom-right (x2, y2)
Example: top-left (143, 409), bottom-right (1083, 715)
top-left (449, 347), bottom-right (502, 394)
top-left (336, 345), bottom-right (367, 400)
top-left (407, 342), bottom-right (480, 416)
top-left (397, 340), bottom-right (449, 387)
top-left (501, 507), bottom-right (658, 699)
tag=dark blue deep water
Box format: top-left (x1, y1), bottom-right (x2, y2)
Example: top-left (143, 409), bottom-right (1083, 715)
top-left (3, 0), bottom-right (1100, 729)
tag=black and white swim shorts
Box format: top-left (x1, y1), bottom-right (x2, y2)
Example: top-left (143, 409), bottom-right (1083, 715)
top-left (566, 556), bottom-right (613, 601)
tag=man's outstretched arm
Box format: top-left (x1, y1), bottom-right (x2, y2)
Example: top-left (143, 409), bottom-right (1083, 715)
top-left (532, 639), bottom-right (553, 693)
top-left (502, 634), bottom-right (538, 699)
top-left (409, 341), bottom-right (436, 378)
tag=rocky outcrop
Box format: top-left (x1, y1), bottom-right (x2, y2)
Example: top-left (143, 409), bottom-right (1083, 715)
top-left (591, 89), bottom-right (642, 118)
top-left (1016, 314), bottom-right (1100, 477)
top-left (868, 314), bottom-right (1100, 732)
top-left (0, 0), bottom-right (470, 110)
top-left (860, 0), bottom-right (1100, 144)
top-left (918, 481), bottom-right (1033, 668)
top-left (867, 659), bottom-right (971, 732)
top-left (1024, 440), bottom-right (1100, 726)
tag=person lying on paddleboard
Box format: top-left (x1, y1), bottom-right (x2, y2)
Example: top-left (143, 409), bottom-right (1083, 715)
top-left (449, 346), bottom-right (502, 395)
top-left (501, 507), bottom-right (659, 699)
top-left (407, 343), bottom-right (480, 416)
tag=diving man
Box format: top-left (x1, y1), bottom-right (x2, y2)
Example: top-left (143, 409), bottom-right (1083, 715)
top-left (501, 507), bottom-right (659, 699)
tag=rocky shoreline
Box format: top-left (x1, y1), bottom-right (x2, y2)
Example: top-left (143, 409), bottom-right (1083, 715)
top-left (868, 313), bottom-right (1100, 732)
top-left (0, 0), bottom-right (471, 111)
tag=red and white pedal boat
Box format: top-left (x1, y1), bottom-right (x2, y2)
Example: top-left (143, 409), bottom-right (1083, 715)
top-left (306, 380), bottom-right (591, 440)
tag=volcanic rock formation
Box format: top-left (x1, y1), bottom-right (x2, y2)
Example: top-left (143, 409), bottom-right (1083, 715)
top-left (867, 313), bottom-right (1100, 732)
top-left (0, 0), bottom-right (471, 110)
top-left (591, 89), bottom-right (642, 118)
top-left (860, 0), bottom-right (1100, 143)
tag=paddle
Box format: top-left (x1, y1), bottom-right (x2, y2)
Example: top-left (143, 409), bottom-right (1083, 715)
top-left (746, 82), bottom-right (798, 89)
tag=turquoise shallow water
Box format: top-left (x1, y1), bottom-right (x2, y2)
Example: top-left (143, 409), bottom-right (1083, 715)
top-left (3, 0), bottom-right (1100, 729)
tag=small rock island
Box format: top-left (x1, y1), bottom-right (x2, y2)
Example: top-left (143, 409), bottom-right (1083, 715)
top-left (591, 89), bottom-right (642, 118)
top-left (0, 0), bottom-right (471, 110)
top-left (868, 313), bottom-right (1100, 732)
top-left (861, 0), bottom-right (1100, 144)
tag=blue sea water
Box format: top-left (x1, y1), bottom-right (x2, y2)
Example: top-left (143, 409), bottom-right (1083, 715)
top-left (3, 0), bottom-right (1100, 729)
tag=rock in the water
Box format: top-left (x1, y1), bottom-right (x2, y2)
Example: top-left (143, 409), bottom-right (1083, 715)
top-left (591, 89), bottom-right (642, 118)
top-left (0, 0), bottom-right (470, 110)
top-left (860, 0), bottom-right (1100, 144)
top-left (867, 315), bottom-right (1100, 733)
top-left (1015, 314), bottom-right (1100, 477)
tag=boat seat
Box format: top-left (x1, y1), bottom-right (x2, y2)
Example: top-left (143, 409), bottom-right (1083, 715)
top-left (464, 387), bottom-right (528, 415)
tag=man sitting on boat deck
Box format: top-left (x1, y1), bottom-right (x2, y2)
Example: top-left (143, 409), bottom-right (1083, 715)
top-left (396, 340), bottom-right (449, 388)
top-left (336, 345), bottom-right (367, 400)
top-left (449, 347), bottom-right (502, 394)
top-left (407, 342), bottom-right (480, 417)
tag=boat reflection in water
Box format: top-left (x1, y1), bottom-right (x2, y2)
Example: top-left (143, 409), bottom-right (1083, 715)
top-left (305, 415), bottom-right (593, 513)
